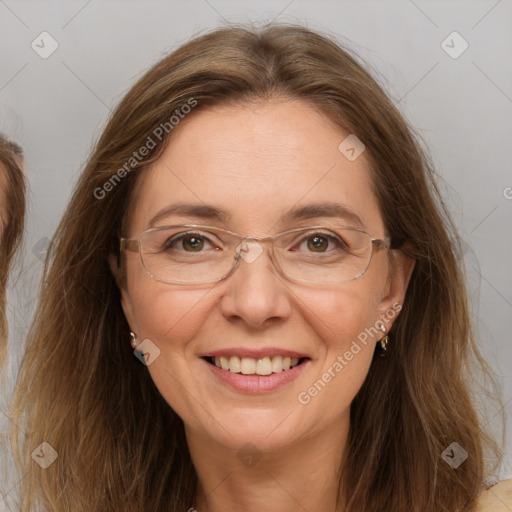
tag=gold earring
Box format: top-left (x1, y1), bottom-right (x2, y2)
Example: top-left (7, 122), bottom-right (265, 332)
top-left (379, 324), bottom-right (389, 351)
top-left (130, 332), bottom-right (138, 349)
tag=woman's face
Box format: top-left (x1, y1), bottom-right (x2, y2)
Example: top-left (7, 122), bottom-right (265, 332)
top-left (115, 99), bottom-right (412, 452)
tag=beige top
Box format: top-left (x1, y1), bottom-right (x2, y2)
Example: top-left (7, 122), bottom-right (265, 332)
top-left (477, 480), bottom-right (512, 511)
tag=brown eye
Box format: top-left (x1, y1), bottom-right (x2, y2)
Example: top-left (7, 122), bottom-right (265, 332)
top-left (307, 235), bottom-right (329, 252)
top-left (182, 235), bottom-right (204, 252)
top-left (165, 232), bottom-right (213, 252)
top-left (292, 232), bottom-right (347, 254)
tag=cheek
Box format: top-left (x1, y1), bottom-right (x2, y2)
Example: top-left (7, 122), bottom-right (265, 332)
top-left (128, 282), bottom-right (216, 420)
top-left (125, 253), bottom-right (213, 342)
top-left (293, 285), bottom-right (381, 409)
top-left (130, 280), bottom-right (212, 350)
top-left (298, 282), bottom-right (382, 351)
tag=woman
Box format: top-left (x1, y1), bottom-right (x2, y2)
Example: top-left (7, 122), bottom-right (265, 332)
top-left (0, 134), bottom-right (25, 368)
top-left (7, 24), bottom-right (505, 511)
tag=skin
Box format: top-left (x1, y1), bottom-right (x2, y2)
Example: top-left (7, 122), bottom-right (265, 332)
top-left (110, 99), bottom-right (414, 512)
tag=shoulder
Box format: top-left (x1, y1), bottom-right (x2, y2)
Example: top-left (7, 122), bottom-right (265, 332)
top-left (476, 479), bottom-right (512, 511)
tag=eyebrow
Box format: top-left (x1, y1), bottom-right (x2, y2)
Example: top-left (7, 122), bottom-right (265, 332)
top-left (147, 201), bottom-right (365, 230)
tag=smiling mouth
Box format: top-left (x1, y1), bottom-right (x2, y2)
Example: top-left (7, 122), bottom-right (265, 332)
top-left (202, 355), bottom-right (309, 376)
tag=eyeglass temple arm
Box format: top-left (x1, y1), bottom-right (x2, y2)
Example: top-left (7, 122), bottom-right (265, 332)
top-left (372, 237), bottom-right (391, 250)
top-left (120, 238), bottom-right (139, 253)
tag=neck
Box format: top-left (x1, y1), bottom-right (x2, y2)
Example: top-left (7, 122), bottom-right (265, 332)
top-left (186, 413), bottom-right (349, 512)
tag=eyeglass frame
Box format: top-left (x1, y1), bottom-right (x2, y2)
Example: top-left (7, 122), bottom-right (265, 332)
top-left (119, 223), bottom-right (392, 286)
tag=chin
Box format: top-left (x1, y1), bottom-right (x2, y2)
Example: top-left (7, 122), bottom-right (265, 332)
top-left (186, 407), bottom-right (302, 452)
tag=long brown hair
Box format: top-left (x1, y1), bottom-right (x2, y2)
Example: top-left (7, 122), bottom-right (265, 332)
top-left (0, 135), bottom-right (25, 367)
top-left (8, 23), bottom-right (500, 511)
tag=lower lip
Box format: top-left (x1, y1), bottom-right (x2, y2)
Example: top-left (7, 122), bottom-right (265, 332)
top-left (203, 358), bottom-right (310, 394)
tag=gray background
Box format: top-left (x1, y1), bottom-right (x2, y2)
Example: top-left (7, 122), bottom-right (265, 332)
top-left (1, 0), bottom-right (511, 505)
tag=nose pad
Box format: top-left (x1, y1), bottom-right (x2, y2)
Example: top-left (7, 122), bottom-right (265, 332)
top-left (235, 239), bottom-right (264, 264)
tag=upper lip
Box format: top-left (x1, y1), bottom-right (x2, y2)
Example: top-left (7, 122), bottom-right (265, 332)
top-left (199, 348), bottom-right (310, 359)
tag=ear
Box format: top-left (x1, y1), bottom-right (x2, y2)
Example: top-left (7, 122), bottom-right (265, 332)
top-left (377, 247), bottom-right (415, 332)
top-left (107, 252), bottom-right (137, 332)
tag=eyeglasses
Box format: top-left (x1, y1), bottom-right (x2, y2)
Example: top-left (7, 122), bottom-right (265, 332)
top-left (120, 224), bottom-right (391, 285)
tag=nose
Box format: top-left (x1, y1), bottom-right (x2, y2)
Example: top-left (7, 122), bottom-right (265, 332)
top-left (218, 240), bottom-right (292, 328)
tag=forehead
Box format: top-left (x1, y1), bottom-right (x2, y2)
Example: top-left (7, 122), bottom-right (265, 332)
top-left (127, 100), bottom-right (383, 236)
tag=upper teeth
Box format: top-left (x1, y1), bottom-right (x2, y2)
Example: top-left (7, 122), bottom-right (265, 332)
top-left (213, 356), bottom-right (301, 375)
